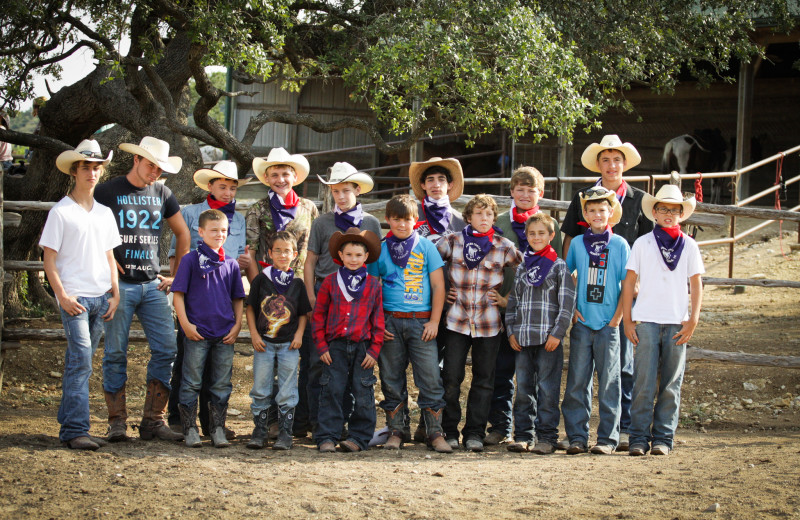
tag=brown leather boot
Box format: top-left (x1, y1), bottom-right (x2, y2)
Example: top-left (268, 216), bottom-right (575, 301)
top-left (139, 380), bottom-right (184, 441)
top-left (383, 403), bottom-right (405, 450)
top-left (423, 408), bottom-right (452, 453)
top-left (104, 387), bottom-right (129, 442)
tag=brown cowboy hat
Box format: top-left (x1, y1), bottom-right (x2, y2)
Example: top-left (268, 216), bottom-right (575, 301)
top-left (408, 157), bottom-right (464, 202)
top-left (328, 227), bottom-right (381, 264)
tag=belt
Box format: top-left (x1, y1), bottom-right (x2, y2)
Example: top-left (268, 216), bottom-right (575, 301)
top-left (386, 311), bottom-right (431, 319)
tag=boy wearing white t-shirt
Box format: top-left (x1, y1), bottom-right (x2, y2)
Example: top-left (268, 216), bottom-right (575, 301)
top-left (39, 140), bottom-right (121, 451)
top-left (621, 184), bottom-right (704, 457)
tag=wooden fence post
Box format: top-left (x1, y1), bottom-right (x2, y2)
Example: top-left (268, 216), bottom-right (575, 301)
top-left (0, 169), bottom-right (5, 394)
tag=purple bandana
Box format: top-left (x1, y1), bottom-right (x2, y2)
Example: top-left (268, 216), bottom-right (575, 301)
top-left (462, 225), bottom-right (501, 270)
top-left (197, 241), bottom-right (224, 275)
top-left (263, 265), bottom-right (295, 295)
top-left (522, 244), bottom-right (558, 287)
top-left (337, 266), bottom-right (368, 301)
top-left (385, 231), bottom-right (420, 268)
top-left (207, 195), bottom-right (236, 225)
top-left (334, 203), bottom-right (364, 232)
top-left (510, 202), bottom-right (540, 252)
top-left (422, 196), bottom-right (453, 236)
top-left (653, 225), bottom-right (685, 271)
top-left (268, 190), bottom-right (298, 231)
top-left (583, 227), bottom-right (611, 264)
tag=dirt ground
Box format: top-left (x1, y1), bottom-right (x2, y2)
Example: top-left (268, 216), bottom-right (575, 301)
top-left (1, 220), bottom-right (799, 519)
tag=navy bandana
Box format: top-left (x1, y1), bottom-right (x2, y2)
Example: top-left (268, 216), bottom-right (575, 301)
top-left (385, 231), bottom-right (420, 268)
top-left (207, 194), bottom-right (236, 225)
top-left (337, 266), bottom-right (368, 301)
top-left (522, 244), bottom-right (558, 287)
top-left (422, 196), bottom-right (453, 236)
top-left (334, 203), bottom-right (363, 232)
top-left (510, 202), bottom-right (539, 252)
top-left (653, 225), bottom-right (685, 271)
top-left (268, 189), bottom-right (299, 231)
top-left (264, 265), bottom-right (295, 295)
top-left (462, 225), bottom-right (501, 270)
top-left (197, 241), bottom-right (224, 275)
top-left (583, 227), bottom-right (611, 264)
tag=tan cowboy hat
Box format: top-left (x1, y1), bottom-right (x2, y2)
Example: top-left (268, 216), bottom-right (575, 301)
top-left (56, 139), bottom-right (113, 174)
top-left (408, 157), bottom-right (464, 202)
top-left (193, 160), bottom-right (250, 191)
top-left (579, 186), bottom-right (623, 227)
top-left (328, 227), bottom-right (381, 264)
top-left (580, 135), bottom-right (641, 173)
top-left (642, 184), bottom-right (696, 223)
top-left (252, 147), bottom-right (309, 186)
top-left (119, 136), bottom-right (182, 174)
top-left (317, 162), bottom-right (374, 194)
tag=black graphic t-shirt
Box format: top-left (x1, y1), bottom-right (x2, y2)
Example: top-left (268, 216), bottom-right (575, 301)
top-left (95, 176), bottom-right (181, 284)
top-left (247, 274), bottom-right (312, 343)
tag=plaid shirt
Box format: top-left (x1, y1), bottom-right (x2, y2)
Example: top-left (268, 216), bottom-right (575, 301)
top-left (312, 272), bottom-right (385, 360)
top-left (245, 197), bottom-right (318, 280)
top-left (437, 233), bottom-right (523, 337)
top-left (505, 259), bottom-right (576, 346)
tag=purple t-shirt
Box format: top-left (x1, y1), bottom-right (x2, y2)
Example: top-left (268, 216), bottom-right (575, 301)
top-left (172, 249), bottom-right (246, 338)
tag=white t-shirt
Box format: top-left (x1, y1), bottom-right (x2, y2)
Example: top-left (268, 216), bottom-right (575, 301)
top-left (626, 232), bottom-right (705, 324)
top-left (39, 197), bottom-right (122, 297)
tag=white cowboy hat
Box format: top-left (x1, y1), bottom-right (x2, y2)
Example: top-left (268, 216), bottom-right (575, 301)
top-left (193, 160), bottom-right (250, 191)
top-left (579, 186), bottom-right (623, 227)
top-left (641, 184), bottom-right (696, 223)
top-left (252, 147), bottom-right (309, 186)
top-left (119, 136), bottom-right (182, 174)
top-left (317, 162), bottom-right (374, 194)
top-left (408, 157), bottom-right (464, 202)
top-left (580, 134), bottom-right (641, 173)
top-left (55, 139), bottom-right (113, 174)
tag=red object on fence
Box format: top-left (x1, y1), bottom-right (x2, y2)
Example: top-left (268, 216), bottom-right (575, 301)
top-left (694, 172), bottom-right (703, 203)
top-left (774, 153), bottom-right (788, 258)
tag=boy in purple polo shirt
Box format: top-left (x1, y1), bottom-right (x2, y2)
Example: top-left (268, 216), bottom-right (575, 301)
top-left (173, 209), bottom-right (246, 448)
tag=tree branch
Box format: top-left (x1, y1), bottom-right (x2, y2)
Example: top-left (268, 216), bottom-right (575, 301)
top-left (0, 128), bottom-right (71, 153)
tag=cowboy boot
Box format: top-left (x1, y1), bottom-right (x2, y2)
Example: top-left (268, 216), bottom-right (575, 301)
top-left (384, 402), bottom-right (405, 450)
top-left (247, 409), bottom-right (269, 449)
top-left (104, 386), bottom-right (129, 442)
top-left (140, 380), bottom-right (184, 441)
top-left (178, 403), bottom-right (202, 448)
top-left (423, 408), bottom-right (452, 453)
top-left (208, 402), bottom-right (231, 448)
top-left (273, 408), bottom-right (295, 451)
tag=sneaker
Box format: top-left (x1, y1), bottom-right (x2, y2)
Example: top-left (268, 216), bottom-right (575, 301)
top-left (628, 444), bottom-right (647, 456)
top-left (530, 442), bottom-right (556, 455)
top-left (590, 444), bottom-right (614, 455)
top-left (484, 430), bottom-right (510, 446)
top-left (464, 438), bottom-right (484, 452)
top-left (566, 441), bottom-right (588, 455)
top-left (555, 437), bottom-right (570, 451)
top-left (446, 437), bottom-right (460, 450)
top-left (651, 444), bottom-right (670, 456)
top-left (617, 433), bottom-right (629, 452)
top-left (506, 441), bottom-right (531, 453)
top-left (318, 440), bottom-right (336, 453)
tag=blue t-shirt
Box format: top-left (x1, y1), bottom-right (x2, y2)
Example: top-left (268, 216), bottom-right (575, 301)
top-left (367, 236), bottom-right (445, 312)
top-left (566, 233), bottom-right (630, 331)
top-left (172, 249), bottom-right (246, 338)
top-left (168, 200), bottom-right (246, 259)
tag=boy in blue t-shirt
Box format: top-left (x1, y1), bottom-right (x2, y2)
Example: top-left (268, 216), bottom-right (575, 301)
top-left (172, 209), bottom-right (246, 448)
top-left (367, 194), bottom-right (452, 453)
top-left (562, 187), bottom-right (630, 455)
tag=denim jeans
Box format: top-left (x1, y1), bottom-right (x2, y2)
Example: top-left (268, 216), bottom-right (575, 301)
top-left (619, 320), bottom-right (634, 433)
top-left (57, 294), bottom-right (109, 442)
top-left (168, 328), bottom-right (213, 428)
top-left (513, 342), bottom-right (563, 445)
top-left (315, 339), bottom-right (377, 450)
top-left (179, 337), bottom-right (235, 407)
top-left (487, 328), bottom-right (516, 437)
top-left (561, 322), bottom-right (621, 447)
top-left (441, 330), bottom-right (501, 442)
top-left (102, 279), bottom-right (177, 392)
top-left (250, 340), bottom-right (300, 414)
top-left (629, 322), bottom-right (686, 451)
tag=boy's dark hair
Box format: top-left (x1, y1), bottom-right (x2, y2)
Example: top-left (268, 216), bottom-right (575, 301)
top-left (270, 230), bottom-right (298, 251)
top-left (596, 148), bottom-right (626, 162)
top-left (385, 194), bottom-right (419, 220)
top-left (463, 194), bottom-right (498, 223)
top-left (339, 241), bottom-right (369, 254)
top-left (208, 177), bottom-right (239, 186)
top-left (69, 160), bottom-right (105, 176)
top-left (421, 165), bottom-right (452, 184)
top-left (510, 166), bottom-right (544, 192)
top-left (199, 208), bottom-right (227, 228)
top-left (524, 212), bottom-right (555, 234)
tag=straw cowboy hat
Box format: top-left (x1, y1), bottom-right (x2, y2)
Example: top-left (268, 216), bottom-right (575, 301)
top-left (642, 184), bottom-right (696, 222)
top-left (55, 139), bottom-right (113, 174)
top-left (119, 136), bottom-right (182, 174)
top-left (328, 227), bottom-right (381, 264)
top-left (193, 160), bottom-right (250, 190)
top-left (408, 157), bottom-right (464, 202)
top-left (579, 186), bottom-right (623, 227)
top-left (252, 147), bottom-right (310, 186)
top-left (580, 134), bottom-right (641, 173)
top-left (317, 162), bottom-right (374, 194)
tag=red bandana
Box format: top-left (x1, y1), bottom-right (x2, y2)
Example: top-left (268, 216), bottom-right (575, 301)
top-left (660, 224), bottom-right (682, 239)
top-left (282, 189), bottom-right (299, 208)
top-left (511, 204), bottom-right (539, 224)
top-left (206, 195), bottom-right (228, 210)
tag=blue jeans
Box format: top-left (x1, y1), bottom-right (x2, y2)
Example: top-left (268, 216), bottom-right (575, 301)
top-left (487, 328), bottom-right (516, 437)
top-left (250, 340), bottom-right (300, 414)
top-left (57, 294), bottom-right (109, 442)
top-left (562, 322), bottom-right (621, 447)
top-left (629, 322), bottom-right (686, 451)
top-left (103, 279), bottom-right (178, 392)
top-left (316, 339), bottom-right (377, 450)
top-left (179, 337), bottom-right (235, 407)
top-left (513, 342), bottom-right (563, 444)
top-left (619, 321), bottom-right (634, 433)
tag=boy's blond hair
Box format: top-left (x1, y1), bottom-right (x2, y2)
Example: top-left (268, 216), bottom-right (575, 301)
top-left (524, 212), bottom-right (555, 235)
top-left (69, 160), bottom-right (105, 176)
top-left (510, 166), bottom-right (545, 192)
top-left (463, 194), bottom-right (498, 223)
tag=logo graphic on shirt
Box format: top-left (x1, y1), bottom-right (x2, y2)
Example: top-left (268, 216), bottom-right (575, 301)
top-left (261, 294), bottom-right (293, 338)
top-left (586, 249), bottom-right (608, 304)
top-left (403, 251), bottom-right (424, 303)
top-left (464, 243), bottom-right (483, 263)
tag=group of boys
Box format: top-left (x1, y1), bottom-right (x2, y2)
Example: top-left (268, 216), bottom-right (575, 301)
top-left (41, 133), bottom-right (703, 458)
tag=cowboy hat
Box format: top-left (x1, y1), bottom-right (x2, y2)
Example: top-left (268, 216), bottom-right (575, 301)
top-left (579, 186), bottom-right (623, 227)
top-left (328, 227), bottom-right (381, 264)
top-left (193, 160), bottom-right (250, 191)
top-left (252, 147), bottom-right (309, 186)
top-left (580, 135), bottom-right (641, 173)
top-left (55, 139), bottom-right (113, 174)
top-left (119, 136), bottom-right (182, 174)
top-left (408, 157), bottom-right (464, 203)
top-left (317, 162), bottom-right (374, 194)
top-left (641, 184), bottom-right (696, 223)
